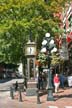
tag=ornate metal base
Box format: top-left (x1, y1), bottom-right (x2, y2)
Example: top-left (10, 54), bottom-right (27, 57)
top-left (26, 88), bottom-right (37, 96)
top-left (26, 79), bottom-right (37, 96)
top-left (47, 87), bottom-right (54, 101)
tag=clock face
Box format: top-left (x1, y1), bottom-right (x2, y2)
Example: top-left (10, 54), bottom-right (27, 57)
top-left (26, 47), bottom-right (36, 55)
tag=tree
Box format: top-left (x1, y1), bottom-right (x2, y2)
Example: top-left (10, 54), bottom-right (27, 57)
top-left (0, 0), bottom-right (71, 63)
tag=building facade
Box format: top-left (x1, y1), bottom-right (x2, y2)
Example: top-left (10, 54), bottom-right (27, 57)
top-left (62, 2), bottom-right (72, 75)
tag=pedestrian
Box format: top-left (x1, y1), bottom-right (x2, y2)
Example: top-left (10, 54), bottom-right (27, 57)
top-left (53, 74), bottom-right (60, 93)
top-left (41, 72), bottom-right (47, 90)
top-left (15, 81), bottom-right (18, 91)
top-left (60, 74), bottom-right (65, 89)
top-left (38, 73), bottom-right (42, 90)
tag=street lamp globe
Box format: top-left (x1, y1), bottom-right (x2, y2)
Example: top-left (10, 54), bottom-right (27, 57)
top-left (53, 47), bottom-right (57, 52)
top-left (51, 47), bottom-right (57, 53)
top-left (45, 33), bottom-right (50, 38)
top-left (49, 39), bottom-right (54, 45)
top-left (42, 40), bottom-right (47, 46)
top-left (41, 47), bottom-right (47, 53)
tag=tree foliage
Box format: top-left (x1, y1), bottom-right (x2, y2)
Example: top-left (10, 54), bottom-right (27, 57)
top-left (51, 53), bottom-right (64, 66)
top-left (0, 0), bottom-right (71, 63)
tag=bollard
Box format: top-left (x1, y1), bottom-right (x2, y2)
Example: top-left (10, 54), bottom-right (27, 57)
top-left (19, 87), bottom-right (22, 102)
top-left (37, 89), bottom-right (41, 104)
top-left (10, 87), bottom-right (14, 99)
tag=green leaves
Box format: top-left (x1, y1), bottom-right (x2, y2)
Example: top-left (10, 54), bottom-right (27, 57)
top-left (37, 53), bottom-right (47, 64)
top-left (0, 0), bottom-right (71, 63)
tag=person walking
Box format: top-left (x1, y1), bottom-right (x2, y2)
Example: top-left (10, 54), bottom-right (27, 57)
top-left (53, 74), bottom-right (60, 93)
top-left (37, 72), bottom-right (41, 90)
top-left (15, 81), bottom-right (18, 91)
top-left (60, 74), bottom-right (65, 89)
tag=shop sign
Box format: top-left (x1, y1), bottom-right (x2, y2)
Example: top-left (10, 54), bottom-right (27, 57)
top-left (59, 48), bottom-right (69, 60)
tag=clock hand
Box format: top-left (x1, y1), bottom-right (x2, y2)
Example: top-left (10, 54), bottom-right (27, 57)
top-left (30, 48), bottom-right (32, 54)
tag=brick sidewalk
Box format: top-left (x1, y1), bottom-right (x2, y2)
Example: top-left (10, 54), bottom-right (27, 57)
top-left (0, 87), bottom-right (72, 108)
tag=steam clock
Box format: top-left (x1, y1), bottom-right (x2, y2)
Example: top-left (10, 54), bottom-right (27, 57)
top-left (25, 40), bottom-right (37, 96)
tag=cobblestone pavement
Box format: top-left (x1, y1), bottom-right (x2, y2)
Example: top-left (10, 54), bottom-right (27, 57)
top-left (0, 87), bottom-right (72, 108)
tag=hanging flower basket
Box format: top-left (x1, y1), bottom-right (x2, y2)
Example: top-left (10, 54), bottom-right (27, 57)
top-left (35, 60), bottom-right (41, 66)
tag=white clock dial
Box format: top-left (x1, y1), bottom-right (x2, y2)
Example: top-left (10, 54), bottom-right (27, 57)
top-left (27, 47), bottom-right (35, 55)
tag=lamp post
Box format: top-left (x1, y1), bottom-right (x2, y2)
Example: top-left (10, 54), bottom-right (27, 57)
top-left (41, 33), bottom-right (57, 101)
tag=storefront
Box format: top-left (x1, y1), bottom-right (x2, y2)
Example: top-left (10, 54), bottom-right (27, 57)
top-left (0, 62), bottom-right (18, 79)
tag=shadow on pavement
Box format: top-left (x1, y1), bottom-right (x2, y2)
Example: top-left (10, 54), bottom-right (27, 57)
top-left (0, 78), bottom-right (12, 83)
top-left (54, 93), bottom-right (72, 101)
top-left (39, 90), bottom-right (47, 96)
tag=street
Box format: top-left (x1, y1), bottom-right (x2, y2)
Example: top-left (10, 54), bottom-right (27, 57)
top-left (0, 80), bottom-right (72, 108)
top-left (0, 79), bottom-right (24, 91)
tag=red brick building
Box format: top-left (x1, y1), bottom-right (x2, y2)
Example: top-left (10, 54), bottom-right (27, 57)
top-left (62, 2), bottom-right (72, 75)
top-left (54, 2), bottom-right (72, 75)
top-left (63, 2), bottom-right (72, 43)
